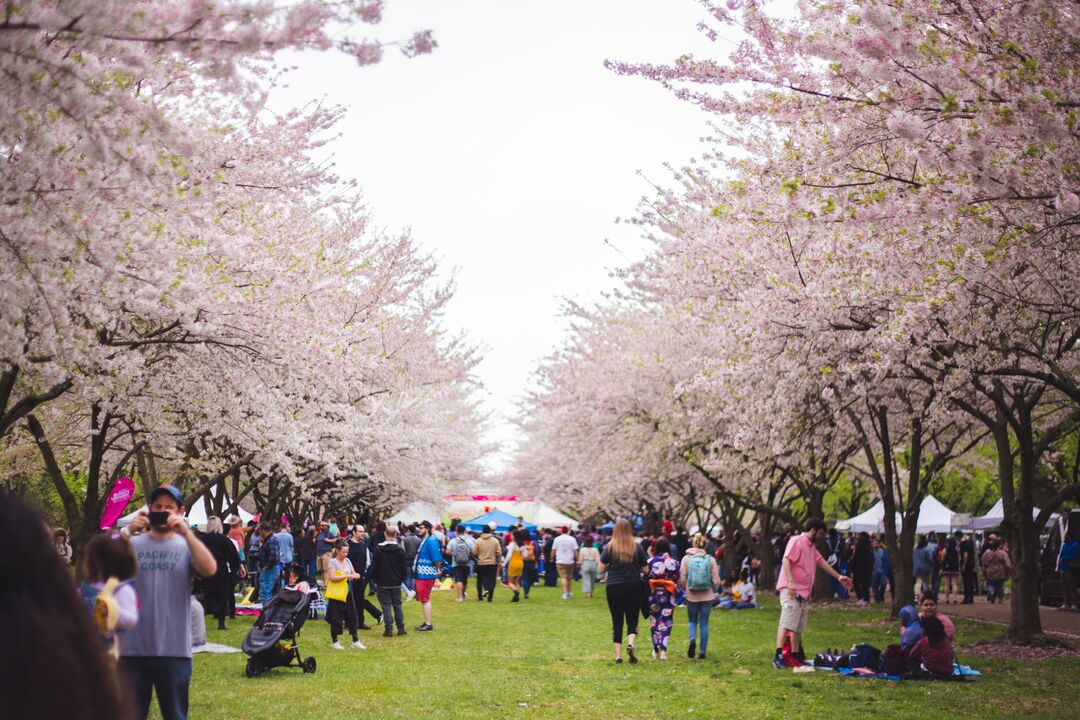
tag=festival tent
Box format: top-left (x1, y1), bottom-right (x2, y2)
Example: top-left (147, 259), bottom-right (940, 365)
top-left (971, 498), bottom-right (1060, 531)
top-left (834, 502), bottom-right (893, 533)
top-left (461, 508), bottom-right (536, 533)
top-left (834, 495), bottom-right (959, 534)
top-left (385, 500), bottom-right (444, 526)
top-left (533, 501), bottom-right (580, 530)
top-left (117, 495), bottom-right (254, 528)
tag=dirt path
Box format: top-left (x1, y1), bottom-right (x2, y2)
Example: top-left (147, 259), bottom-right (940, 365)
top-left (943, 597), bottom-right (1080, 638)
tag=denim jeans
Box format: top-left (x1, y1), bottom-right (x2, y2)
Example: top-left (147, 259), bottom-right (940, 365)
top-left (120, 656), bottom-right (192, 720)
top-left (404, 566), bottom-right (415, 591)
top-left (259, 566), bottom-right (279, 603)
top-left (871, 570), bottom-right (887, 603)
top-left (686, 600), bottom-right (713, 654)
top-left (522, 561), bottom-right (536, 597)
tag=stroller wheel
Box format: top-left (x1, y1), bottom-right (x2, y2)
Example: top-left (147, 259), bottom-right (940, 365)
top-left (302, 656), bottom-right (317, 674)
top-left (245, 658), bottom-right (262, 678)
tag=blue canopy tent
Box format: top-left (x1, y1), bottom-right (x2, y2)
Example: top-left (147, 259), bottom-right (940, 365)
top-left (599, 515), bottom-right (644, 532)
top-left (461, 508), bottom-right (536, 533)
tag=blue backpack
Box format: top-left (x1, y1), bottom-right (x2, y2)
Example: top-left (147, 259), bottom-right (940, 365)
top-left (686, 554), bottom-right (713, 591)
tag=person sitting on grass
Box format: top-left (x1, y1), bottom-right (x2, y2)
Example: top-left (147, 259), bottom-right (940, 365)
top-left (731, 569), bottom-right (757, 609)
top-left (907, 615), bottom-right (953, 677)
top-left (900, 592), bottom-right (955, 650)
top-left (917, 592), bottom-right (955, 641)
top-left (899, 604), bottom-right (923, 650)
top-left (715, 568), bottom-right (741, 608)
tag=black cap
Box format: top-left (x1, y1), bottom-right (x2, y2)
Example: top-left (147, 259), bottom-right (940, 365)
top-left (420, 520), bottom-right (433, 530)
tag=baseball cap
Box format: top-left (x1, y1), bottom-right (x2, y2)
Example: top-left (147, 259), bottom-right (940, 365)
top-left (420, 520), bottom-right (433, 530)
top-left (149, 485), bottom-right (185, 507)
top-left (487, 521), bottom-right (498, 531)
top-left (561, 525), bottom-right (569, 533)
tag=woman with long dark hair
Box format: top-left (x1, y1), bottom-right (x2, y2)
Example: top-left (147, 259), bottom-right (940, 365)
top-left (504, 528), bottom-right (527, 602)
top-left (0, 493), bottom-right (131, 720)
top-left (198, 516), bottom-right (241, 630)
top-left (851, 532), bottom-right (874, 603)
top-left (598, 518), bottom-right (648, 664)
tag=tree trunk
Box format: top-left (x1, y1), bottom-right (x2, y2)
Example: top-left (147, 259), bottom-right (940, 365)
top-left (1001, 402), bottom-right (1045, 642)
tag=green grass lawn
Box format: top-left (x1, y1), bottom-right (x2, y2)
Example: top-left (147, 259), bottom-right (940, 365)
top-left (175, 583), bottom-right (1079, 720)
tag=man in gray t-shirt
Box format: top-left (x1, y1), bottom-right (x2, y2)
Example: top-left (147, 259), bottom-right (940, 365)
top-left (120, 485), bottom-right (217, 720)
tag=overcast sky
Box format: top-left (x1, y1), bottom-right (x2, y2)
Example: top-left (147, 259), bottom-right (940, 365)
top-left (273, 1), bottom-right (724, 471)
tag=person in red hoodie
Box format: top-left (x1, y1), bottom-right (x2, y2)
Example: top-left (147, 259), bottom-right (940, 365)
top-left (907, 615), bottom-right (953, 676)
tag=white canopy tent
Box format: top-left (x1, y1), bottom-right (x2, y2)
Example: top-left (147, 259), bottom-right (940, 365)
top-left (117, 495), bottom-right (254, 528)
top-left (532, 501), bottom-right (580, 530)
top-left (834, 495), bottom-right (960, 534)
top-left (384, 500), bottom-right (444, 526)
top-left (971, 498), bottom-right (1060, 531)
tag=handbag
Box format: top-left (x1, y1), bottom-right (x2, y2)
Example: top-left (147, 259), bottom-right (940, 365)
top-left (325, 577), bottom-right (349, 602)
top-left (325, 560), bottom-right (350, 602)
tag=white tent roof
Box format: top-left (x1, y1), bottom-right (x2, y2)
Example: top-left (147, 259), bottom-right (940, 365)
top-left (834, 495), bottom-right (959, 534)
top-left (384, 500), bottom-right (443, 526)
top-left (117, 495), bottom-right (254, 528)
top-left (533, 501), bottom-right (580, 530)
top-left (971, 498), bottom-right (1060, 531)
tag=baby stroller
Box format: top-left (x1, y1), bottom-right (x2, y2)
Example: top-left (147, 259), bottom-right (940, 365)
top-left (242, 587), bottom-right (316, 677)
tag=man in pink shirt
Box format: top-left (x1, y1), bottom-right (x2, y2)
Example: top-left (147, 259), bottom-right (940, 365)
top-left (774, 518), bottom-right (852, 668)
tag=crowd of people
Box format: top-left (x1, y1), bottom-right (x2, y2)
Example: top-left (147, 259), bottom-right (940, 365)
top-left (18, 485), bottom-right (1080, 720)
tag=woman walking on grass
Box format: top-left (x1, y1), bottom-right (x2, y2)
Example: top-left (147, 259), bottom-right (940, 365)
top-left (505, 529), bottom-right (526, 602)
top-left (579, 538), bottom-right (601, 598)
top-left (679, 533), bottom-right (720, 660)
top-left (646, 536), bottom-right (680, 660)
top-left (599, 518), bottom-right (648, 664)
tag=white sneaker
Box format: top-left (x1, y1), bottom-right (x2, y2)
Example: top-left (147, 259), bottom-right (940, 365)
top-left (561, 592), bottom-right (570, 600)
top-left (351, 640), bottom-right (366, 650)
top-left (331, 641), bottom-right (345, 650)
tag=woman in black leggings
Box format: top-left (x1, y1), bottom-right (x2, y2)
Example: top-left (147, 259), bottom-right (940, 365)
top-left (599, 518), bottom-right (648, 664)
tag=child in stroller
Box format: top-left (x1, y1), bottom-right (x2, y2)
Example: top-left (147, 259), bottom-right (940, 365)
top-left (242, 564), bottom-right (319, 677)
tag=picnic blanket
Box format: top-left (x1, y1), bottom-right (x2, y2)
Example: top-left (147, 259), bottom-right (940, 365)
top-left (830, 663), bottom-right (982, 681)
top-left (193, 642), bottom-right (242, 654)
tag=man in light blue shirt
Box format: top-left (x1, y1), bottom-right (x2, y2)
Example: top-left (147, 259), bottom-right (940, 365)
top-left (274, 522), bottom-right (294, 580)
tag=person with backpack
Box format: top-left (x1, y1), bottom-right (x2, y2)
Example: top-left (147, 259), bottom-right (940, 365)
top-left (680, 533), bottom-right (721, 660)
top-left (980, 538), bottom-right (1012, 603)
top-left (446, 525), bottom-right (474, 602)
top-left (578, 538), bottom-right (602, 598)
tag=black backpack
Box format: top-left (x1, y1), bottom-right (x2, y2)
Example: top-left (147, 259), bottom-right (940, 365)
top-left (848, 643), bottom-right (882, 669)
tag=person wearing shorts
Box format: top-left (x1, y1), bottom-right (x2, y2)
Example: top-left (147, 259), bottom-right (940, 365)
top-left (412, 520), bottom-right (442, 631)
top-left (774, 518), bottom-right (852, 669)
top-left (552, 526), bottom-right (579, 599)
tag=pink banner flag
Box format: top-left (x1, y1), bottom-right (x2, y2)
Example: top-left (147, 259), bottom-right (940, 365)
top-left (100, 477), bottom-right (135, 529)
